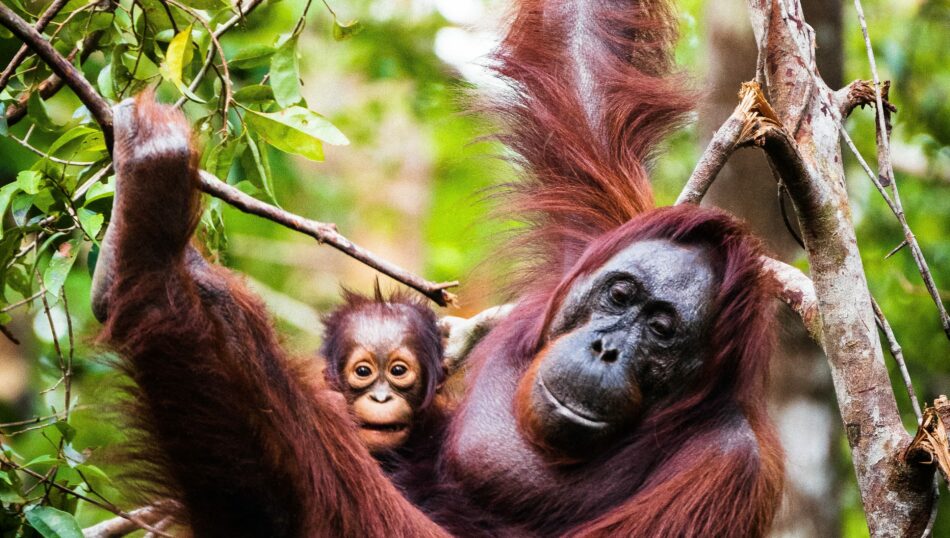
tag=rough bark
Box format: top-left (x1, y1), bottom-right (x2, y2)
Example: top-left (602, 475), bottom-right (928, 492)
top-left (700, 3), bottom-right (841, 534)
top-left (746, 1), bottom-right (934, 535)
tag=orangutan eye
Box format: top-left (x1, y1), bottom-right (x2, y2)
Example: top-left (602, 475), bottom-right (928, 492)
top-left (607, 279), bottom-right (637, 307)
top-left (648, 315), bottom-right (676, 339)
top-left (390, 364), bottom-right (408, 377)
top-left (355, 365), bottom-right (372, 377)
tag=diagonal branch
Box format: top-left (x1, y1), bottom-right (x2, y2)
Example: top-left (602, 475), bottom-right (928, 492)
top-left (0, 4), bottom-right (113, 144)
top-left (197, 173), bottom-right (458, 305)
top-left (0, 3), bottom-right (458, 307)
top-left (0, 0), bottom-right (70, 92)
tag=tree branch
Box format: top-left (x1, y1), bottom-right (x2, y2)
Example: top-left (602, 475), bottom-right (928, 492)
top-left (197, 172), bottom-right (458, 305)
top-left (82, 504), bottom-right (169, 538)
top-left (0, 3), bottom-right (458, 307)
top-left (0, 3), bottom-right (113, 145)
top-left (746, 1), bottom-right (934, 534)
top-left (0, 0), bottom-right (70, 91)
top-left (677, 81), bottom-right (782, 205)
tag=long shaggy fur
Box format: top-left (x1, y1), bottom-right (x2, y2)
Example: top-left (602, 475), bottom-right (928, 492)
top-left (94, 0), bottom-right (784, 535)
top-left (491, 0), bottom-right (695, 283)
top-left (97, 95), bottom-right (447, 538)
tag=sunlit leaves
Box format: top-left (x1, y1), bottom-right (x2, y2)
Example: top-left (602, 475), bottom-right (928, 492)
top-left (243, 106), bottom-right (349, 162)
top-left (23, 506), bottom-right (83, 538)
top-left (332, 18), bottom-right (364, 41)
top-left (270, 34), bottom-right (302, 108)
top-left (0, 1), bottom-right (363, 534)
top-left (161, 25), bottom-right (204, 103)
top-left (43, 240), bottom-right (79, 302)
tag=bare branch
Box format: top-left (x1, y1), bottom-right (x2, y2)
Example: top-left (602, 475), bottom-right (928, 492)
top-left (871, 298), bottom-right (922, 422)
top-left (834, 79), bottom-right (894, 119)
top-left (850, 1), bottom-right (950, 340)
top-left (83, 504), bottom-right (168, 538)
top-left (198, 172), bottom-right (458, 306)
top-left (746, 0), bottom-right (934, 533)
top-left (760, 257), bottom-right (820, 342)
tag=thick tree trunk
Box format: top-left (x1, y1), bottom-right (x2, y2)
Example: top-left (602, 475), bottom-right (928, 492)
top-left (700, 1), bottom-right (842, 535)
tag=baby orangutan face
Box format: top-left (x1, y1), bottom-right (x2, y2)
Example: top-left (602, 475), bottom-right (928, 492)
top-left (339, 313), bottom-right (426, 454)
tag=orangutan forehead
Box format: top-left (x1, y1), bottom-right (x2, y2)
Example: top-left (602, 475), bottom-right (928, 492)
top-left (343, 308), bottom-right (416, 350)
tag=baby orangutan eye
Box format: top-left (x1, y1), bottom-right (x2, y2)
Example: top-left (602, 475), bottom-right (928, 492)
top-left (355, 365), bottom-right (373, 377)
top-left (390, 363), bottom-right (408, 377)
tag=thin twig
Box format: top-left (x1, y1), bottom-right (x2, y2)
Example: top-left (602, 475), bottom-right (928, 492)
top-left (852, 0), bottom-right (950, 339)
top-left (83, 504), bottom-right (171, 538)
top-left (871, 298), bottom-right (922, 422)
top-left (0, 5), bottom-right (112, 142)
top-left (677, 82), bottom-right (780, 205)
top-left (174, 0), bottom-right (266, 108)
top-left (11, 464), bottom-right (172, 537)
top-left (165, 0), bottom-right (232, 118)
top-left (10, 134), bottom-right (97, 166)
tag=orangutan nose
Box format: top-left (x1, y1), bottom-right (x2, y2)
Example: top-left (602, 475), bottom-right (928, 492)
top-left (370, 388), bottom-right (393, 403)
top-left (590, 339), bottom-right (619, 363)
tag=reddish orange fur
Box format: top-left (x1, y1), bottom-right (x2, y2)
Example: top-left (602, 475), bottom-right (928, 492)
top-left (98, 95), bottom-right (447, 537)
top-left (94, 0), bottom-right (785, 534)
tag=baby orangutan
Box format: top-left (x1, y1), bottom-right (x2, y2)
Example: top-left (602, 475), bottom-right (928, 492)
top-left (320, 286), bottom-right (446, 456)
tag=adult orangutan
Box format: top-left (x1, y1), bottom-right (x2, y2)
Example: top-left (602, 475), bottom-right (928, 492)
top-left (91, 0), bottom-right (784, 536)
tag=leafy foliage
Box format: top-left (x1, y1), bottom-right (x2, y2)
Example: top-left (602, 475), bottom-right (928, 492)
top-left (0, 0), bottom-right (943, 535)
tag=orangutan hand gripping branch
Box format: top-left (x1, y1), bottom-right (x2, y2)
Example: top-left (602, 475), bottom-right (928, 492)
top-left (91, 0), bottom-right (784, 536)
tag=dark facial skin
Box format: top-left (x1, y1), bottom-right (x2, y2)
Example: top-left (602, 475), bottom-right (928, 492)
top-left (339, 312), bottom-right (425, 454)
top-left (520, 239), bottom-right (717, 455)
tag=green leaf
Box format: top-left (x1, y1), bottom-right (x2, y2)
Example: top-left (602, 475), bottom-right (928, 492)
top-left (270, 34), bottom-right (301, 108)
top-left (43, 240), bottom-right (79, 300)
top-left (83, 175), bottom-right (115, 205)
top-left (7, 264), bottom-right (32, 299)
top-left (229, 44), bottom-right (276, 69)
top-left (0, 480), bottom-right (23, 504)
top-left (46, 127), bottom-right (107, 163)
top-left (332, 18), bottom-right (363, 41)
top-left (233, 84), bottom-right (275, 105)
top-left (10, 193), bottom-right (33, 227)
top-left (54, 421), bottom-right (76, 443)
top-left (24, 454), bottom-right (57, 467)
top-left (76, 208), bottom-right (104, 240)
top-left (166, 25), bottom-right (194, 81)
top-left (187, 0), bottom-right (228, 8)
top-left (243, 106), bottom-right (349, 162)
top-left (162, 25), bottom-right (205, 103)
top-left (0, 103), bottom-right (7, 137)
top-left (28, 92), bottom-right (57, 130)
top-left (24, 505), bottom-right (83, 538)
top-left (0, 183), bottom-right (20, 238)
top-left (243, 133), bottom-right (275, 202)
top-left (16, 171), bottom-right (42, 195)
top-left (122, 50), bottom-right (160, 81)
top-left (97, 63), bottom-right (116, 102)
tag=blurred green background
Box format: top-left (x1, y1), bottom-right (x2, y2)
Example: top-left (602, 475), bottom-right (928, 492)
top-left (0, 0), bottom-right (945, 535)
